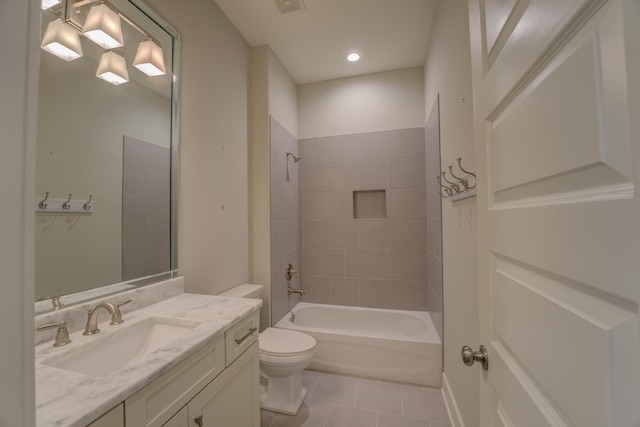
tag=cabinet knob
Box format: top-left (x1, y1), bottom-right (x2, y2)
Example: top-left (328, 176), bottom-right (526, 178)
top-left (194, 415), bottom-right (203, 426)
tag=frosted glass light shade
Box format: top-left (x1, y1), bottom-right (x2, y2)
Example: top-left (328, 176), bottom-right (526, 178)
top-left (82, 4), bottom-right (123, 49)
top-left (41, 0), bottom-right (61, 9)
top-left (41, 18), bottom-right (83, 61)
top-left (96, 51), bottom-right (129, 85)
top-left (133, 40), bottom-right (166, 76)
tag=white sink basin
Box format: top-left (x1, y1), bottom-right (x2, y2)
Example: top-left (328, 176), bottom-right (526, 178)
top-left (42, 317), bottom-right (201, 377)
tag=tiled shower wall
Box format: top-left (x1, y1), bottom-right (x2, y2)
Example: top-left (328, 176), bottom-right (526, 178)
top-left (122, 136), bottom-right (171, 281)
top-left (299, 128), bottom-right (428, 311)
top-left (270, 118), bottom-right (301, 325)
top-left (425, 98), bottom-right (444, 340)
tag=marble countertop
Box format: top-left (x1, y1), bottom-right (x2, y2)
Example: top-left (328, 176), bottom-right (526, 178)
top-left (35, 293), bottom-right (262, 427)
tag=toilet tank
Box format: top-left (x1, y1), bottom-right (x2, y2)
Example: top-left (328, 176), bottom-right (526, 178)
top-left (218, 284), bottom-right (263, 299)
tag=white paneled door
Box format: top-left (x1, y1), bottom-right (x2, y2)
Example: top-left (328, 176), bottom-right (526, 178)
top-left (468, 0), bottom-right (640, 426)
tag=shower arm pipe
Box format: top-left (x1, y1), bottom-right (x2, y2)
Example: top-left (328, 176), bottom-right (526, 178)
top-left (286, 152), bottom-right (301, 163)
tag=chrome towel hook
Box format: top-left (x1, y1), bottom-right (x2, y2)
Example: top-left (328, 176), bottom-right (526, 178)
top-left (457, 157), bottom-right (476, 178)
top-left (39, 192), bottom-right (49, 209)
top-left (436, 157), bottom-right (476, 201)
top-left (62, 194), bottom-right (72, 210)
top-left (436, 176), bottom-right (452, 198)
top-left (456, 157), bottom-right (476, 189)
top-left (441, 171), bottom-right (461, 194)
top-left (83, 195), bottom-right (93, 210)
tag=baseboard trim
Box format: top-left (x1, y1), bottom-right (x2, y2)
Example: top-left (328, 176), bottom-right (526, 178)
top-left (441, 372), bottom-right (465, 427)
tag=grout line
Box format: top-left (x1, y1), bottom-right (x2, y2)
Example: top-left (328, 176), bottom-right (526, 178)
top-left (352, 378), bottom-right (360, 408)
top-left (321, 405), bottom-right (331, 427)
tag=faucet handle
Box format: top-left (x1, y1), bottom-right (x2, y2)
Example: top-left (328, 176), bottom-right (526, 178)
top-left (285, 264), bottom-right (298, 281)
top-left (37, 320), bottom-right (71, 347)
top-left (111, 299), bottom-right (132, 325)
top-left (116, 299), bottom-right (132, 309)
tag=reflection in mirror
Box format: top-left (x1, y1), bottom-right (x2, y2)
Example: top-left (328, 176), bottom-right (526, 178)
top-left (35, 0), bottom-right (179, 309)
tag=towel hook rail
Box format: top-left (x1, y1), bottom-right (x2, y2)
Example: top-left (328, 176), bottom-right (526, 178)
top-left (436, 157), bottom-right (476, 200)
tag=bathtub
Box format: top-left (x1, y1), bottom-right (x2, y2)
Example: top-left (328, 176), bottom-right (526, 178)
top-left (274, 302), bottom-right (442, 387)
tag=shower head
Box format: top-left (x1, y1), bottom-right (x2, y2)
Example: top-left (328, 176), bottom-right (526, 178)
top-left (286, 152), bottom-right (301, 163)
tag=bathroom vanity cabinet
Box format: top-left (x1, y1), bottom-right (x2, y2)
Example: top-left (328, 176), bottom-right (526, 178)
top-left (36, 293), bottom-right (262, 427)
top-left (90, 310), bottom-right (260, 427)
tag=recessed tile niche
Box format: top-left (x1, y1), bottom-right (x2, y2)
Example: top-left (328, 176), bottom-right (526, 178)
top-left (353, 190), bottom-right (386, 219)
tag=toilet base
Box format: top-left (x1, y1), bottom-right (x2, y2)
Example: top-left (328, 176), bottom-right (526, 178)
top-left (259, 371), bottom-right (307, 415)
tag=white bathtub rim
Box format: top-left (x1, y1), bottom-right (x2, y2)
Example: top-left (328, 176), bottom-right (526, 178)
top-left (275, 302), bottom-right (442, 345)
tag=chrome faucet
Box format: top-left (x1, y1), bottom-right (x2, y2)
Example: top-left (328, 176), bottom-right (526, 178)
top-left (287, 287), bottom-right (305, 296)
top-left (286, 263), bottom-right (304, 296)
top-left (83, 299), bottom-right (131, 335)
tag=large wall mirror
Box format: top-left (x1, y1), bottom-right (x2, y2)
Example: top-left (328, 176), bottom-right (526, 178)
top-left (35, 0), bottom-right (179, 311)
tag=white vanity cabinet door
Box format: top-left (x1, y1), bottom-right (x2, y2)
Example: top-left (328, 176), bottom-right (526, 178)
top-left (88, 403), bottom-right (124, 427)
top-left (125, 335), bottom-right (225, 427)
top-left (188, 341), bottom-right (260, 427)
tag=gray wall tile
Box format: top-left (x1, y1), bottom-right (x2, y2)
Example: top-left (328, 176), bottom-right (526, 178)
top-left (299, 127), bottom-right (433, 311)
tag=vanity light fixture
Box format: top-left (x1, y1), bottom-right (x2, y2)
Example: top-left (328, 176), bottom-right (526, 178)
top-left (347, 52), bottom-right (360, 62)
top-left (133, 39), bottom-right (166, 76)
top-left (96, 50), bottom-right (129, 85)
top-left (41, 0), bottom-right (61, 10)
top-left (82, 3), bottom-right (124, 49)
top-left (41, 18), bottom-right (83, 61)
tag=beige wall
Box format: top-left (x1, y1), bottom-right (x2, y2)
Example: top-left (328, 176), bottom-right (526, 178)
top-left (1, 0), bottom-right (38, 424)
top-left (147, 0), bottom-right (251, 295)
top-left (298, 67), bottom-right (425, 139)
top-left (424, 0), bottom-right (478, 425)
top-left (268, 50), bottom-right (298, 137)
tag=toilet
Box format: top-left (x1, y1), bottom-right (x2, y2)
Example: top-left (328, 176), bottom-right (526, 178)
top-left (219, 284), bottom-right (316, 415)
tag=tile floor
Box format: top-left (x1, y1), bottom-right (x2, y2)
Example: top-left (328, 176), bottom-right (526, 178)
top-left (261, 370), bottom-right (452, 427)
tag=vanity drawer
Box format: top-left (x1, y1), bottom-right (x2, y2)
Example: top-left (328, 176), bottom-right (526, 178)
top-left (125, 334), bottom-right (225, 427)
top-left (225, 310), bottom-right (260, 366)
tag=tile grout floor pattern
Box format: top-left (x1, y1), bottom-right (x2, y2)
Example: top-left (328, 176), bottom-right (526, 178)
top-left (261, 370), bottom-right (452, 427)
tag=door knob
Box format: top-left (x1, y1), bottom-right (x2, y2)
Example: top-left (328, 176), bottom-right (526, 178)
top-left (461, 345), bottom-right (489, 370)
top-left (194, 415), bottom-right (203, 426)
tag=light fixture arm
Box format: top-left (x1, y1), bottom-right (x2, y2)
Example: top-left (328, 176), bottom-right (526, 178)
top-left (57, 0), bottom-right (160, 46)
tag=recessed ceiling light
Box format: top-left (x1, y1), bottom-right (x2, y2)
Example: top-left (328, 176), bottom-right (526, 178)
top-left (347, 52), bottom-right (360, 62)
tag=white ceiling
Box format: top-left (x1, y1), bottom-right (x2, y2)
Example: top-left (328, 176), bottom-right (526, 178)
top-left (213, 0), bottom-right (438, 85)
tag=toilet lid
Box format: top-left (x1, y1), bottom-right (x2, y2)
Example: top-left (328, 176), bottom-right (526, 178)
top-left (259, 327), bottom-right (316, 356)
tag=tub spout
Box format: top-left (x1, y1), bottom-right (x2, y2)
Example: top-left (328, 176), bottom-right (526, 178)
top-left (288, 287), bottom-right (305, 296)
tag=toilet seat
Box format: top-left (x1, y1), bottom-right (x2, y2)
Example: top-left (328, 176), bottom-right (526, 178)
top-left (259, 327), bottom-right (316, 357)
